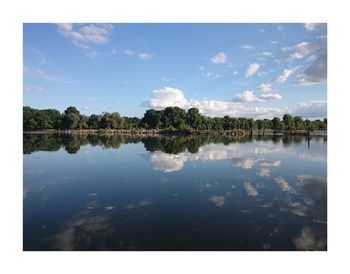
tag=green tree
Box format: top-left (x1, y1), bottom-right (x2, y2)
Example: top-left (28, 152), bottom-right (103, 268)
top-left (271, 117), bottom-right (283, 130)
top-left (186, 108), bottom-right (202, 129)
top-left (282, 114), bottom-right (295, 131)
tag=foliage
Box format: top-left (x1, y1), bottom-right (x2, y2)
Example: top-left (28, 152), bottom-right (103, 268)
top-left (23, 106), bottom-right (327, 131)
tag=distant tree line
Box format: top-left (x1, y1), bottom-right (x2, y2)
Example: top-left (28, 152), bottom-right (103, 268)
top-left (23, 106), bottom-right (327, 131)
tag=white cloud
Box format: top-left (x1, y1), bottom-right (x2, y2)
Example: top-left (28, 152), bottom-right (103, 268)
top-left (282, 35), bottom-right (327, 86)
top-left (138, 52), bottom-right (152, 60)
top-left (304, 23), bottom-right (327, 33)
top-left (245, 63), bottom-right (260, 77)
top-left (57, 23), bottom-right (113, 46)
top-left (124, 49), bottom-right (134, 56)
top-left (258, 83), bottom-right (272, 92)
top-left (123, 50), bottom-right (153, 60)
top-left (234, 90), bottom-right (262, 103)
top-left (210, 52), bottom-right (226, 64)
top-left (275, 68), bottom-right (294, 83)
top-left (24, 85), bottom-right (43, 92)
top-left (240, 44), bottom-right (254, 50)
top-left (270, 40), bottom-right (278, 45)
top-left (142, 88), bottom-right (325, 119)
top-left (259, 93), bottom-right (282, 101)
top-left (260, 51), bottom-right (273, 57)
top-left (232, 70), bottom-right (238, 76)
top-left (291, 100), bottom-right (327, 118)
top-left (81, 106), bottom-right (91, 111)
top-left (234, 90), bottom-right (282, 103)
top-left (143, 87), bottom-right (187, 109)
top-left (296, 36), bottom-right (327, 85)
top-left (283, 42), bottom-right (311, 60)
top-left (111, 48), bottom-right (117, 55)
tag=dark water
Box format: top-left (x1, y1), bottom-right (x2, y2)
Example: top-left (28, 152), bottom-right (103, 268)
top-left (23, 134), bottom-right (327, 251)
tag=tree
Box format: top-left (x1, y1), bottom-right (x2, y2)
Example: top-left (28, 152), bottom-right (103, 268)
top-left (141, 109), bottom-right (163, 129)
top-left (162, 107), bottom-right (186, 129)
top-left (100, 112), bottom-right (123, 129)
top-left (293, 116), bottom-right (304, 130)
top-left (282, 114), bottom-right (295, 131)
top-left (186, 108), bottom-right (202, 129)
top-left (61, 106), bottom-right (81, 129)
top-left (271, 117), bottom-right (283, 130)
top-left (88, 114), bottom-right (101, 129)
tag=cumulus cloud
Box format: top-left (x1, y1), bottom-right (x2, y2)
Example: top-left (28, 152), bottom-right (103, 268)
top-left (296, 41), bottom-right (327, 85)
top-left (142, 87), bottom-right (324, 119)
top-left (304, 23), bottom-right (327, 33)
top-left (283, 42), bottom-right (311, 60)
top-left (283, 36), bottom-right (327, 85)
top-left (56, 23), bottom-right (113, 58)
top-left (275, 68), bottom-right (295, 83)
top-left (234, 91), bottom-right (282, 103)
top-left (240, 44), bottom-right (254, 50)
top-left (245, 63), bottom-right (260, 77)
top-left (259, 93), bottom-right (282, 101)
top-left (210, 52), bottom-right (226, 64)
top-left (260, 51), bottom-right (273, 57)
top-left (143, 87), bottom-right (187, 109)
top-left (233, 90), bottom-right (262, 103)
top-left (291, 100), bottom-right (327, 118)
top-left (258, 83), bottom-right (272, 92)
top-left (57, 23), bottom-right (113, 45)
top-left (138, 52), bottom-right (152, 60)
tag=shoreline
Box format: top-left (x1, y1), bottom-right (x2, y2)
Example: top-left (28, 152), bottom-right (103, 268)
top-left (23, 129), bottom-right (327, 136)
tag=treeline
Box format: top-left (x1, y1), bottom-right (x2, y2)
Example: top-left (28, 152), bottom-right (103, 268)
top-left (23, 106), bottom-right (327, 131)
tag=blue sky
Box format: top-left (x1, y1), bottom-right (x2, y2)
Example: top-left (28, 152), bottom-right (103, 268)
top-left (23, 23), bottom-right (327, 119)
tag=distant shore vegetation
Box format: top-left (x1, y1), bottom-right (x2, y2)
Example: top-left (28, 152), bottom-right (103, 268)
top-left (23, 106), bottom-right (327, 132)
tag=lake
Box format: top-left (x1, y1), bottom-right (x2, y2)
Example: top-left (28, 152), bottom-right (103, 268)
top-left (23, 134), bottom-right (327, 251)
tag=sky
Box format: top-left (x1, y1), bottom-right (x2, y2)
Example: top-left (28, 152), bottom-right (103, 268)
top-left (23, 23), bottom-right (327, 119)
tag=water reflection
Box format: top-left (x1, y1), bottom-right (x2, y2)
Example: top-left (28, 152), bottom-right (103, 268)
top-left (23, 134), bottom-right (327, 251)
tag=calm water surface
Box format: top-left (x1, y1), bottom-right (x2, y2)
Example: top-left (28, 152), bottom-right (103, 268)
top-left (23, 134), bottom-right (327, 251)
